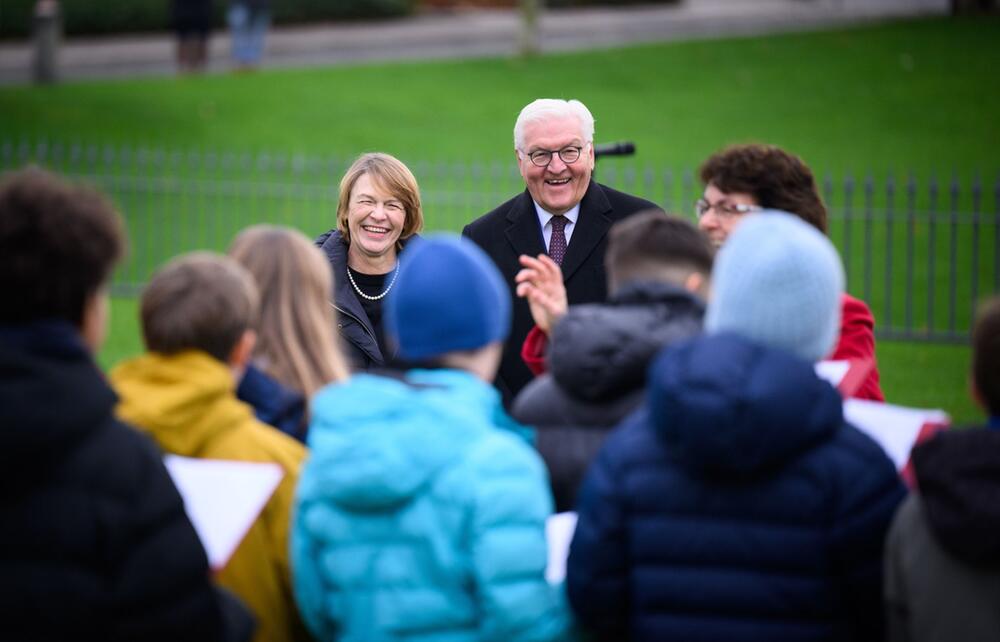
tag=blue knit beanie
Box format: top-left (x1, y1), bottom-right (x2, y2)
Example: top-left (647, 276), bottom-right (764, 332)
top-left (704, 210), bottom-right (844, 362)
top-left (385, 234), bottom-right (511, 360)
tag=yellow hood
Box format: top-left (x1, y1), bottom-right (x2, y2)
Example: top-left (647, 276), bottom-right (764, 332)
top-left (111, 350), bottom-right (254, 456)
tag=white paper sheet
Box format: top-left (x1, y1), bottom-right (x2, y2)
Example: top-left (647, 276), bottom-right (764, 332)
top-left (545, 511), bottom-right (578, 585)
top-left (164, 455), bottom-right (284, 571)
top-left (815, 360), bottom-right (850, 387)
top-left (843, 399), bottom-right (950, 470)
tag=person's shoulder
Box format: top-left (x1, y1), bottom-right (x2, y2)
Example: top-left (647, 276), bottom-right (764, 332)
top-left (600, 404), bottom-right (660, 460)
top-left (210, 408), bottom-right (308, 474)
top-left (67, 415), bottom-right (195, 526)
top-left (21, 408), bottom-right (173, 508)
top-left (311, 373), bottom-right (410, 421)
top-left (315, 227), bottom-right (337, 247)
top-left (796, 419), bottom-right (903, 505)
top-left (886, 493), bottom-right (929, 570)
top-left (891, 492), bottom-right (924, 533)
top-left (511, 373), bottom-right (572, 424)
top-left (463, 411), bottom-right (545, 476)
top-left (464, 190), bottom-right (529, 235)
top-left (76, 413), bottom-right (168, 482)
top-left (238, 365), bottom-right (305, 422)
top-left (246, 418), bottom-right (308, 468)
top-left (801, 417), bottom-right (892, 471)
top-left (460, 423), bottom-right (553, 515)
top-left (315, 228), bottom-right (346, 262)
top-left (841, 292), bottom-right (874, 322)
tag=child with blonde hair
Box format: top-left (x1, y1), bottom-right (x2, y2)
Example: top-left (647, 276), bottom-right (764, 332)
top-left (230, 225), bottom-right (350, 441)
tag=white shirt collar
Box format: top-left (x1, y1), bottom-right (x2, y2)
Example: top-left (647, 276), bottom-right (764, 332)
top-left (533, 202), bottom-right (580, 252)
top-left (533, 201), bottom-right (580, 228)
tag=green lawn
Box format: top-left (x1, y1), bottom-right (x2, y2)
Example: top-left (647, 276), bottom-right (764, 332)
top-left (4, 16), bottom-right (996, 424)
top-left (877, 341), bottom-right (978, 423)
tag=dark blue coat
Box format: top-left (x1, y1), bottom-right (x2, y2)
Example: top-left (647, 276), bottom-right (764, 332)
top-left (236, 364), bottom-right (307, 442)
top-left (566, 333), bottom-right (906, 642)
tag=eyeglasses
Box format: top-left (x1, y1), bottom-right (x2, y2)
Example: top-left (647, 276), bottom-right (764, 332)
top-left (695, 198), bottom-right (762, 219)
top-left (520, 144), bottom-right (588, 168)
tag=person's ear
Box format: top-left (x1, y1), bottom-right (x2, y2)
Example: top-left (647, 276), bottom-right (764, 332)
top-left (79, 288), bottom-right (109, 354)
top-left (228, 329), bottom-right (257, 370)
top-left (684, 271), bottom-right (709, 299)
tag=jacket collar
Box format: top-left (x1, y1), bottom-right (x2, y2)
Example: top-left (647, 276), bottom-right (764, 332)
top-left (317, 231), bottom-right (372, 323)
top-left (0, 320), bottom-right (116, 469)
top-left (610, 280), bottom-right (705, 308)
top-left (316, 230), bottom-right (386, 364)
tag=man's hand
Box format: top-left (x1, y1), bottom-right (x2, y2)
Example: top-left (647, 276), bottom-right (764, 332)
top-left (515, 254), bottom-right (568, 335)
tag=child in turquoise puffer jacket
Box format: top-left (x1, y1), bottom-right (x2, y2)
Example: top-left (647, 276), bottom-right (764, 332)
top-left (291, 235), bottom-right (574, 642)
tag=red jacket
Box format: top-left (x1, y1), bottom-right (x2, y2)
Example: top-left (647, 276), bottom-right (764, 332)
top-left (833, 293), bottom-right (884, 401)
top-left (522, 292), bottom-right (885, 401)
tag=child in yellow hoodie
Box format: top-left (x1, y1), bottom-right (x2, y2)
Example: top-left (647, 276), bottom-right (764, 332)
top-left (112, 252), bottom-right (311, 642)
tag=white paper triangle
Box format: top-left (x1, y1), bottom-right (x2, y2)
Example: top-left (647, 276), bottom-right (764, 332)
top-left (164, 455), bottom-right (284, 571)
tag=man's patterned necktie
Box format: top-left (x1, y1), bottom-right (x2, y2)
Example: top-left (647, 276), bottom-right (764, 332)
top-left (549, 215), bottom-right (568, 265)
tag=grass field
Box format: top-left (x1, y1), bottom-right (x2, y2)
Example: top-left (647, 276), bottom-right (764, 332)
top-left (3, 16), bottom-right (995, 423)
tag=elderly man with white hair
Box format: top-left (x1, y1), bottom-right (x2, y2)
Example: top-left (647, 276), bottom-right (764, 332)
top-left (463, 98), bottom-right (657, 404)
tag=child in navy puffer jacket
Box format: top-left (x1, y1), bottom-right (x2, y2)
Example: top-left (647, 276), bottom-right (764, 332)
top-left (567, 212), bottom-right (906, 642)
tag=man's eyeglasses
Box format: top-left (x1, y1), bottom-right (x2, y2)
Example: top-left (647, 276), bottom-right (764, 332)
top-left (695, 198), bottom-right (762, 219)
top-left (521, 144), bottom-right (588, 168)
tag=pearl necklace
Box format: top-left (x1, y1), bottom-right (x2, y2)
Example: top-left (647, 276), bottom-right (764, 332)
top-left (347, 262), bottom-right (399, 301)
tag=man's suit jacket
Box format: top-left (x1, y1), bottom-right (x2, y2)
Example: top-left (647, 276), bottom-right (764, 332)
top-left (462, 180), bottom-right (657, 405)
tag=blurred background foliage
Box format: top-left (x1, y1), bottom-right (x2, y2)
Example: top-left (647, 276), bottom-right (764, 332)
top-left (0, 0), bottom-right (421, 38)
top-left (0, 0), bottom-right (682, 38)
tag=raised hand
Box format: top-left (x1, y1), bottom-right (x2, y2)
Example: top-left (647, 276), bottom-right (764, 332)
top-left (515, 253), bottom-right (568, 335)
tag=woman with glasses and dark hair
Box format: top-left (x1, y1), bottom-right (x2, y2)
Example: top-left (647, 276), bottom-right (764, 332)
top-left (316, 153), bottom-right (424, 371)
top-left (697, 143), bottom-right (884, 401)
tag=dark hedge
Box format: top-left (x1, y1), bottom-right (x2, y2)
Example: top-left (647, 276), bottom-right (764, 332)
top-left (1, 0), bottom-right (416, 39)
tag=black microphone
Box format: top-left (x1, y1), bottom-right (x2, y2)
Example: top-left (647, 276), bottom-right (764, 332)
top-left (593, 141), bottom-right (636, 158)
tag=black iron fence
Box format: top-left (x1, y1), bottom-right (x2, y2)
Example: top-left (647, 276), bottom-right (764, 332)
top-left (2, 140), bottom-right (997, 343)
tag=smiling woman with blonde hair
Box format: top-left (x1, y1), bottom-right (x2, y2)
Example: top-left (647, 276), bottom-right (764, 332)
top-left (229, 224), bottom-right (350, 441)
top-left (316, 152), bottom-right (424, 370)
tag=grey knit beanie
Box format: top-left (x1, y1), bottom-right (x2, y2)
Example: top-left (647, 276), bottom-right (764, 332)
top-left (705, 210), bottom-right (844, 362)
